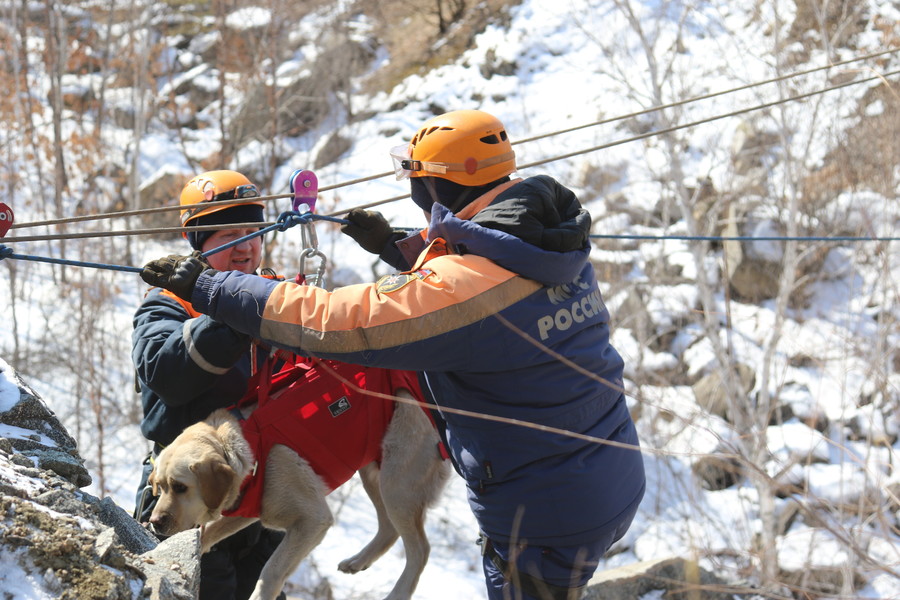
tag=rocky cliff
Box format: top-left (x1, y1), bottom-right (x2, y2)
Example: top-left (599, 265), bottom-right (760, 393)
top-left (0, 359), bottom-right (201, 600)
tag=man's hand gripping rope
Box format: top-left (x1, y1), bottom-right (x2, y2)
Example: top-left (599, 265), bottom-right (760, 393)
top-left (140, 251), bottom-right (214, 301)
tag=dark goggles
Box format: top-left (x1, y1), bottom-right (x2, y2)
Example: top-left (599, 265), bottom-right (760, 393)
top-left (213, 183), bottom-right (260, 201)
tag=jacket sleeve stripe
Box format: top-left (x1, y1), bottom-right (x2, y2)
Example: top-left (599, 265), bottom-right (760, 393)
top-left (259, 254), bottom-right (541, 355)
top-left (181, 319), bottom-right (230, 375)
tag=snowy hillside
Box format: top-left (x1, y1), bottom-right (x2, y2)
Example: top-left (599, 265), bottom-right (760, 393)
top-left (1, 0), bottom-right (899, 598)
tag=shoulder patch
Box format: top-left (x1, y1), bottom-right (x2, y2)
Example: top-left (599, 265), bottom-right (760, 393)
top-left (375, 269), bottom-right (433, 294)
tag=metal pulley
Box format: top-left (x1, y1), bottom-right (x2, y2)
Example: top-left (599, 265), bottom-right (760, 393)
top-left (289, 170), bottom-right (327, 287)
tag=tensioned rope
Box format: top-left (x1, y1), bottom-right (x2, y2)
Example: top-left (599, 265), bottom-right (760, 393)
top-left (0, 211), bottom-right (348, 273)
top-left (7, 47), bottom-right (898, 236)
top-left (511, 46), bottom-right (900, 146)
top-left (517, 66), bottom-right (900, 170)
top-left (592, 234), bottom-right (900, 242)
top-left (6, 65), bottom-right (899, 245)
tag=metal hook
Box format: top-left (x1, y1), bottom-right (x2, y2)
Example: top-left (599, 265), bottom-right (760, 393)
top-left (299, 220), bottom-right (319, 253)
top-left (299, 247), bottom-right (327, 288)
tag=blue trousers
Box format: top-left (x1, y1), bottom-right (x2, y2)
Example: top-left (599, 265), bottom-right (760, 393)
top-left (482, 539), bottom-right (599, 600)
top-left (481, 505), bottom-right (638, 600)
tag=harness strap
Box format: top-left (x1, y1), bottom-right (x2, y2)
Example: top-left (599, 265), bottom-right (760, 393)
top-left (454, 178), bottom-right (522, 220)
top-left (479, 534), bottom-right (586, 600)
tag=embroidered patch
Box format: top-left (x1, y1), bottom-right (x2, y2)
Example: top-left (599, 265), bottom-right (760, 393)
top-left (328, 396), bottom-right (351, 417)
top-left (375, 269), bottom-right (433, 294)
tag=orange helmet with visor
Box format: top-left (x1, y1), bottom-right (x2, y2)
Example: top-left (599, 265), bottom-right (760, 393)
top-left (391, 110), bottom-right (516, 187)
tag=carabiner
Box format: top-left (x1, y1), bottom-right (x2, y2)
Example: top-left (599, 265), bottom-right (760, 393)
top-left (299, 247), bottom-right (328, 288)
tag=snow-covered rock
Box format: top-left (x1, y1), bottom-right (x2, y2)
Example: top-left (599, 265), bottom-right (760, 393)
top-left (0, 359), bottom-right (199, 600)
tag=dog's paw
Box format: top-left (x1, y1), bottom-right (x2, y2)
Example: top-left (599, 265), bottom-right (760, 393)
top-left (338, 556), bottom-right (371, 574)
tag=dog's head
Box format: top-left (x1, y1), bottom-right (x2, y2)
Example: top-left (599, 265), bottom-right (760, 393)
top-left (147, 420), bottom-right (241, 536)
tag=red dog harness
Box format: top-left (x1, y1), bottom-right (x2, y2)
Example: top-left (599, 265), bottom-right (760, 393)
top-left (222, 359), bottom-right (425, 518)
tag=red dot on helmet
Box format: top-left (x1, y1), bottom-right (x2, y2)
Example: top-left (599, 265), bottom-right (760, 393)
top-left (465, 157), bottom-right (478, 174)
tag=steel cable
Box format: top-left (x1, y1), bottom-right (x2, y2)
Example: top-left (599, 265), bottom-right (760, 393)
top-left (6, 47), bottom-right (897, 238)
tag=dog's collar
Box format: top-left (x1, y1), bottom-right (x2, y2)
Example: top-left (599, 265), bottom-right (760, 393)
top-left (221, 407), bottom-right (257, 515)
top-left (223, 463), bottom-right (257, 515)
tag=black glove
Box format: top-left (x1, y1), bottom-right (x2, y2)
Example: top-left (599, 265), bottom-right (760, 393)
top-left (140, 251), bottom-right (214, 301)
top-left (340, 208), bottom-right (395, 255)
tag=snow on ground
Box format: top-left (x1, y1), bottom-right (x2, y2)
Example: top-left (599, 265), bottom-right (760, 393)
top-left (1, 0), bottom-right (899, 598)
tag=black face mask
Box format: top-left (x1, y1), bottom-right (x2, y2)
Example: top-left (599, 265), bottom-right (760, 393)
top-left (410, 176), bottom-right (511, 214)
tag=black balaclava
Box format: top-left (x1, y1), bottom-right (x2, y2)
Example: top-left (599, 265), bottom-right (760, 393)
top-left (410, 176), bottom-right (511, 215)
top-left (187, 204), bottom-right (264, 250)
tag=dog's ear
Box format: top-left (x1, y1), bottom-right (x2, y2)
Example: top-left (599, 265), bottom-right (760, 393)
top-left (207, 409), bottom-right (255, 476)
top-left (191, 457), bottom-right (236, 510)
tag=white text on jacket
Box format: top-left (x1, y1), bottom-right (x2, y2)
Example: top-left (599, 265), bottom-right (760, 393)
top-left (537, 280), bottom-right (605, 340)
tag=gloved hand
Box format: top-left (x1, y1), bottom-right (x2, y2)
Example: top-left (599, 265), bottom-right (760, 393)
top-left (340, 208), bottom-right (395, 255)
top-left (140, 251), bottom-right (214, 301)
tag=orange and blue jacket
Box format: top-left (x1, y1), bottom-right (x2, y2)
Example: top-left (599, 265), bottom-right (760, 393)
top-left (190, 175), bottom-right (646, 547)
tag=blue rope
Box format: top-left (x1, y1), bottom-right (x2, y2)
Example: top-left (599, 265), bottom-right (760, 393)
top-left (589, 234), bottom-right (900, 242)
top-left (201, 211), bottom-right (350, 258)
top-left (0, 212), bottom-right (351, 273)
top-left (0, 244), bottom-right (143, 273)
top-left (395, 228), bottom-right (899, 242)
top-left (2, 224), bottom-right (895, 275)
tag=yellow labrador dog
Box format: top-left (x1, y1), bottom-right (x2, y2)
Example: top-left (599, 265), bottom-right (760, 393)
top-left (148, 366), bottom-right (450, 600)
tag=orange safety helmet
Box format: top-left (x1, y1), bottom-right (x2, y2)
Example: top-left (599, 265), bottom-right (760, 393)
top-left (179, 170), bottom-right (264, 236)
top-left (391, 110), bottom-right (517, 187)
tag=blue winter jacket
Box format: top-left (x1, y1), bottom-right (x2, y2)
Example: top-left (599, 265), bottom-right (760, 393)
top-left (189, 175), bottom-right (646, 546)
